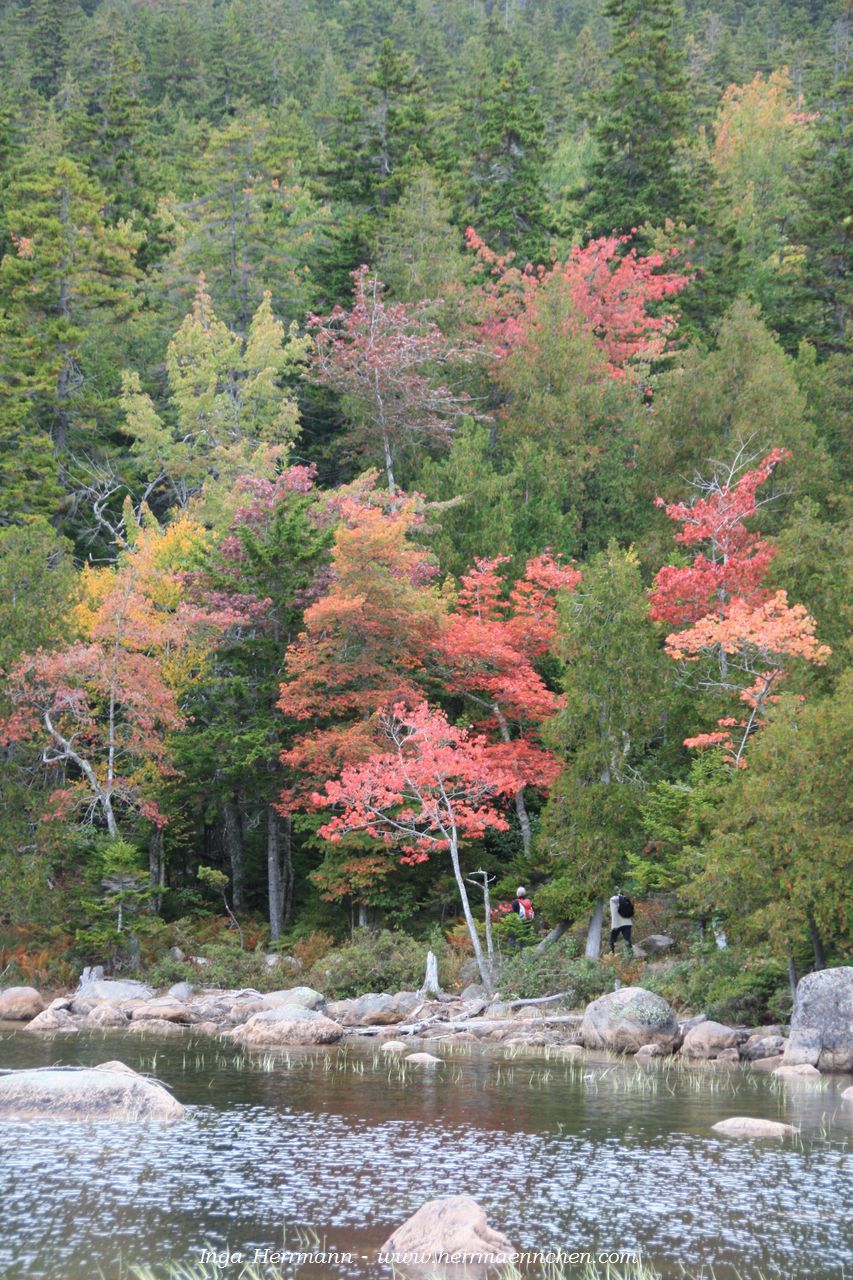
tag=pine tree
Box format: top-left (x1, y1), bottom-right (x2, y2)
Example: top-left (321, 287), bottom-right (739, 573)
top-left (26, 0), bottom-right (80, 98)
top-left (468, 58), bottom-right (551, 263)
top-left (0, 125), bottom-right (140, 505)
top-left (583, 0), bottom-right (690, 236)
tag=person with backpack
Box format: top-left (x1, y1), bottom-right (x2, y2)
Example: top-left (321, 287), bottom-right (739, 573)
top-left (609, 889), bottom-right (634, 953)
top-left (513, 886), bottom-right (535, 922)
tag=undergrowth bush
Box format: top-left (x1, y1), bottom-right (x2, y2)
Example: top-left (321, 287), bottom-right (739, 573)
top-left (497, 937), bottom-right (610, 1005)
top-left (643, 945), bottom-right (790, 1024)
top-left (306, 929), bottom-right (428, 998)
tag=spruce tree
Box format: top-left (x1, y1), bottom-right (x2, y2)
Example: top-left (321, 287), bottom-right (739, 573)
top-left (469, 57), bottom-right (551, 263)
top-left (583, 0), bottom-right (690, 236)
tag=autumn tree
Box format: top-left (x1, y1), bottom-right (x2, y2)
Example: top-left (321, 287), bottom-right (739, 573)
top-left (307, 267), bottom-right (481, 491)
top-left (650, 449), bottom-right (831, 764)
top-left (317, 701), bottom-right (556, 992)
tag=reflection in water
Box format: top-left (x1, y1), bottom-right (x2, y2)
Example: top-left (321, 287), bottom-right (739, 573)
top-left (0, 1030), bottom-right (851, 1279)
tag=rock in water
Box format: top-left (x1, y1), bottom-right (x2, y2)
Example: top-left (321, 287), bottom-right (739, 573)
top-left (131, 999), bottom-right (190, 1024)
top-left (231, 1005), bottom-right (344, 1047)
top-left (581, 987), bottom-right (680, 1054)
top-left (0, 1065), bottom-right (186, 1121)
top-left (681, 1020), bottom-right (741, 1059)
top-left (405, 1052), bottom-right (442, 1065)
top-left (0, 987), bottom-right (45, 1020)
top-left (712, 1117), bottom-right (798, 1138)
top-left (380, 1196), bottom-right (514, 1263)
top-left (782, 967), bottom-right (853, 1072)
top-left (24, 1004), bottom-right (79, 1034)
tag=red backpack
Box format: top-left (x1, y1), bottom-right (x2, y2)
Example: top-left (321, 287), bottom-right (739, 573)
top-left (518, 897), bottom-right (534, 921)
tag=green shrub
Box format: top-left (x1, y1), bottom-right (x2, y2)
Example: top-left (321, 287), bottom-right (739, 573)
top-left (643, 945), bottom-right (788, 1024)
top-left (498, 937), bottom-right (610, 1005)
top-left (306, 929), bottom-right (428, 998)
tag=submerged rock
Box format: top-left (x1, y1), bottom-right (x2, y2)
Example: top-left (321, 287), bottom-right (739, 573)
top-left (380, 1040), bottom-right (407, 1052)
top-left (231, 1004), bottom-right (344, 1047)
top-left (405, 1052), bottom-right (442, 1065)
top-left (380, 1196), bottom-right (514, 1264)
top-left (581, 987), bottom-right (680, 1054)
top-left (0, 1064), bottom-right (185, 1121)
top-left (0, 987), bottom-right (45, 1021)
top-left (773, 1063), bottom-right (822, 1080)
top-left (782, 967), bottom-right (853, 1072)
top-left (712, 1116), bottom-right (798, 1138)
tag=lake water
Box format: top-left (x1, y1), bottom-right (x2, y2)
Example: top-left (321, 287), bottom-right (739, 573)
top-left (0, 1028), bottom-right (851, 1280)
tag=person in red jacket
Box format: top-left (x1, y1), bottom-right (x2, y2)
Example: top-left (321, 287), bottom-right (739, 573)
top-left (513, 886), bottom-right (535, 921)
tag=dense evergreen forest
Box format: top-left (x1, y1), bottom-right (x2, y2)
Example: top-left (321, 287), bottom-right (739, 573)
top-left (0, 0), bottom-right (849, 1015)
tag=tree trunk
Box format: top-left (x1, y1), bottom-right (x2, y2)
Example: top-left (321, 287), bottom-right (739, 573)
top-left (267, 804), bottom-right (284, 942)
top-left (494, 706), bottom-right (532, 856)
top-left (281, 815), bottom-right (294, 926)
top-left (223, 796), bottom-right (244, 913)
top-left (382, 429), bottom-right (396, 493)
top-left (806, 909), bottom-right (826, 970)
top-left (357, 901), bottom-right (369, 928)
top-left (420, 950), bottom-right (441, 997)
top-left (448, 834), bottom-right (493, 995)
top-left (149, 827), bottom-right (164, 914)
top-left (584, 899), bottom-right (604, 960)
top-left (535, 920), bottom-right (569, 955)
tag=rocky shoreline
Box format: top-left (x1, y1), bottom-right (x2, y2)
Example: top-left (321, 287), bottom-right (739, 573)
top-left (2, 965), bottom-right (850, 1076)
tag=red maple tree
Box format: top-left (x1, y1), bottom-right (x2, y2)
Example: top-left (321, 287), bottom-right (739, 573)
top-left (307, 266), bottom-right (483, 491)
top-left (649, 449), bottom-right (831, 763)
top-left (465, 228), bottom-right (690, 378)
top-left (316, 701), bottom-right (556, 992)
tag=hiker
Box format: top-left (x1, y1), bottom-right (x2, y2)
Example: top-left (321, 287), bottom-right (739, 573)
top-left (609, 889), bottom-right (634, 953)
top-left (513, 886), bottom-right (535, 922)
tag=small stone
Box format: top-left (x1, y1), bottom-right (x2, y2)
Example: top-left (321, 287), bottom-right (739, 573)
top-left (380, 1040), bottom-right (407, 1052)
top-left (635, 1043), bottom-right (665, 1057)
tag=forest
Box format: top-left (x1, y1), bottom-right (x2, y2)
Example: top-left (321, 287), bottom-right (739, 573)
top-left (0, 0), bottom-right (850, 1023)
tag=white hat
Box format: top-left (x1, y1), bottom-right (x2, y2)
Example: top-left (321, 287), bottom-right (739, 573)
top-left (517, 886), bottom-right (526, 897)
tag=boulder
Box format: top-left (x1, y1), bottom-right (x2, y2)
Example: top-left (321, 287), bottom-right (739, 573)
top-left (782, 967), bottom-right (853, 1072)
top-left (773, 1063), bottom-right (822, 1080)
top-left (127, 1018), bottom-right (189, 1036)
top-left (460, 984), bottom-right (489, 1002)
top-left (131, 998), bottom-right (190, 1024)
top-left (326, 991), bottom-right (420, 1026)
top-left (712, 1116), bottom-right (798, 1138)
top-left (76, 978), bottom-right (154, 1002)
top-left (262, 986), bottom-right (325, 1012)
top-left (635, 1043), bottom-right (666, 1058)
top-left (193, 1021), bottom-right (222, 1035)
top-left (681, 1020), bottom-right (740, 1060)
top-left (712, 1047), bottom-right (741, 1065)
top-left (742, 1034), bottom-right (787, 1061)
top-left (380, 1040), bottom-right (407, 1053)
top-left (0, 1064), bottom-right (185, 1121)
top-left (263, 954), bottom-right (280, 969)
top-left (842, 1085), bottom-right (853, 1103)
top-left (167, 982), bottom-right (194, 1001)
top-left (637, 934), bottom-right (674, 955)
top-left (231, 1005), bottom-right (344, 1047)
top-left (0, 986), bottom-right (45, 1021)
top-left (85, 1004), bottom-right (129, 1029)
top-left (750, 1055), bottom-right (785, 1072)
top-left (405, 1052), bottom-right (442, 1065)
top-left (168, 946), bottom-right (185, 961)
top-left (380, 1196), bottom-right (514, 1264)
top-left (581, 987), bottom-right (680, 1054)
top-left (24, 1006), bottom-right (79, 1034)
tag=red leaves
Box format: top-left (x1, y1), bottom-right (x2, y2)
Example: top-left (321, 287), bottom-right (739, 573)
top-left (465, 228), bottom-right (690, 377)
top-left (649, 450), bottom-right (829, 764)
top-left (316, 701), bottom-right (554, 859)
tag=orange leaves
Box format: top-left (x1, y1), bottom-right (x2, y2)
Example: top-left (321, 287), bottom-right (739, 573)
top-left (664, 590), bottom-right (831, 667)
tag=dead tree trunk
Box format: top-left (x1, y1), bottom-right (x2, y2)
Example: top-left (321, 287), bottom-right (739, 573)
top-left (148, 827), bottom-right (164, 914)
top-left (584, 899), bottom-right (604, 960)
top-left (223, 796), bottom-right (244, 914)
top-left (267, 804), bottom-right (284, 942)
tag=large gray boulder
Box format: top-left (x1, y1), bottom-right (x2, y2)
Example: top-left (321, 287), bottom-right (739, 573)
top-left (85, 1004), bottom-right (129, 1029)
top-left (581, 987), bottom-right (680, 1054)
top-left (231, 1004), bottom-right (344, 1047)
top-left (0, 986), bottom-right (45, 1020)
top-left (24, 1001), bottom-right (80, 1034)
top-left (380, 1196), bottom-right (514, 1264)
top-left (681, 1020), bottom-right (741, 1060)
top-left (76, 978), bottom-right (155, 1002)
top-left (262, 986), bottom-right (325, 1012)
top-left (637, 934), bottom-right (675, 955)
top-left (0, 1064), bottom-right (185, 1121)
top-left (783, 967), bottom-right (853, 1072)
top-left (131, 998), bottom-right (190, 1024)
top-left (742, 1034), bottom-right (787, 1061)
top-left (326, 991), bottom-right (420, 1026)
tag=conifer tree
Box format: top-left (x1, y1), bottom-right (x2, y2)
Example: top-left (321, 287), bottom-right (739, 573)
top-left (583, 0), bottom-right (690, 236)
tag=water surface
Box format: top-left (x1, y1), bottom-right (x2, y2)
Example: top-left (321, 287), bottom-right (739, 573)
top-left (0, 1029), bottom-right (850, 1280)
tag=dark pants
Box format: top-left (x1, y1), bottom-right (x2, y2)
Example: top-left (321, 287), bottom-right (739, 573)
top-left (610, 925), bottom-right (633, 953)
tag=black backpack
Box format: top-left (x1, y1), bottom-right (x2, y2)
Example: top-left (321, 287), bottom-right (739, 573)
top-left (618, 893), bottom-right (635, 919)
